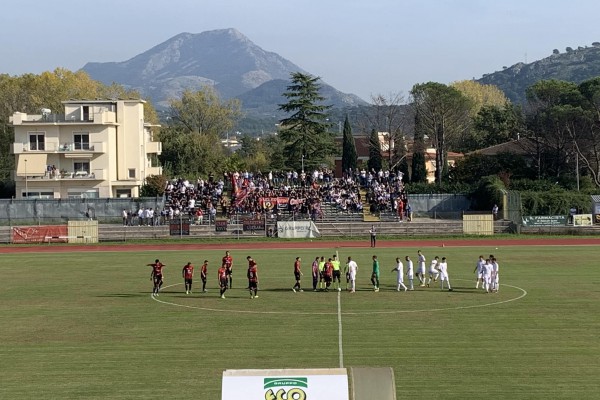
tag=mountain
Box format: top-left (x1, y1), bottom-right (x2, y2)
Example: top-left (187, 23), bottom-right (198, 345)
top-left (477, 44), bottom-right (600, 103)
top-left (81, 28), bottom-right (366, 113)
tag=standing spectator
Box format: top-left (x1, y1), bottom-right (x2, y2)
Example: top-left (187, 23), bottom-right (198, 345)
top-left (369, 225), bottom-right (377, 248)
top-left (122, 209), bottom-right (128, 226)
top-left (195, 208), bottom-right (204, 225)
top-left (492, 204), bottom-right (499, 220)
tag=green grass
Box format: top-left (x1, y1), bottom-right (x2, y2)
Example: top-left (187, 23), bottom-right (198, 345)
top-left (1, 245), bottom-right (599, 399)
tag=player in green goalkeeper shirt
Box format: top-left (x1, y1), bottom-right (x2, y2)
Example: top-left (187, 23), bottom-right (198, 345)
top-left (371, 255), bottom-right (380, 291)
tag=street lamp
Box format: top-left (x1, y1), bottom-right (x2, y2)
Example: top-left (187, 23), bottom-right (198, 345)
top-left (301, 154), bottom-right (304, 173)
top-left (24, 158), bottom-right (28, 198)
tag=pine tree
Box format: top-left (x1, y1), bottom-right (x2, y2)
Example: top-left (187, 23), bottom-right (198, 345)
top-left (368, 128), bottom-right (382, 172)
top-left (341, 115), bottom-right (357, 174)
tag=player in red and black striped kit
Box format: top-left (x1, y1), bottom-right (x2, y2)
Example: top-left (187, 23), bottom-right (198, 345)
top-left (247, 256), bottom-right (259, 299)
top-left (292, 256), bottom-right (303, 293)
top-left (182, 262), bottom-right (194, 294)
top-left (217, 263), bottom-right (228, 299)
top-left (222, 251), bottom-right (233, 288)
top-left (200, 260), bottom-right (208, 293)
top-left (148, 259), bottom-right (165, 296)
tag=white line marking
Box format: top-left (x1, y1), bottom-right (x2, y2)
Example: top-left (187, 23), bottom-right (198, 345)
top-left (337, 290), bottom-right (344, 368)
top-left (151, 280), bottom-right (527, 315)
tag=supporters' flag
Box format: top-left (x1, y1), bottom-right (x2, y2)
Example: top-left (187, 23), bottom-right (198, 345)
top-left (234, 188), bottom-right (248, 207)
top-left (231, 173), bottom-right (239, 195)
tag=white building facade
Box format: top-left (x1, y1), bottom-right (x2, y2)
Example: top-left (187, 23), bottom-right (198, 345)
top-left (11, 99), bottom-right (162, 199)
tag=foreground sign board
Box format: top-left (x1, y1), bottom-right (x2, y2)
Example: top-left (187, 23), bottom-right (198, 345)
top-left (521, 215), bottom-right (567, 227)
top-left (222, 368), bottom-right (349, 400)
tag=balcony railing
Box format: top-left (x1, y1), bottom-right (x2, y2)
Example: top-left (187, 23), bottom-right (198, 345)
top-left (14, 142), bottom-right (105, 153)
top-left (21, 170), bottom-right (105, 180)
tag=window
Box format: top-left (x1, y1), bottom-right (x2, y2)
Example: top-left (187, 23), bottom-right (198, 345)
top-left (67, 189), bottom-right (99, 199)
top-left (128, 168), bottom-right (136, 179)
top-left (73, 133), bottom-right (90, 150)
top-left (22, 191), bottom-right (54, 199)
top-left (73, 161), bottom-right (90, 173)
top-left (28, 132), bottom-right (45, 151)
top-left (116, 189), bottom-right (131, 198)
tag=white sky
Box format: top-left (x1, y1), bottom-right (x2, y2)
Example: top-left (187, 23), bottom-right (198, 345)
top-left (1, 0), bottom-right (599, 101)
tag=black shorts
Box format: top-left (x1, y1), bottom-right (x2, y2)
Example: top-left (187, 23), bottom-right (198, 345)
top-left (294, 272), bottom-right (301, 280)
top-left (220, 278), bottom-right (228, 289)
top-left (333, 270), bottom-right (341, 279)
top-left (185, 278), bottom-right (193, 285)
top-left (226, 268), bottom-right (232, 276)
top-left (324, 275), bottom-right (332, 283)
top-left (248, 281), bottom-right (258, 290)
top-left (153, 274), bottom-right (163, 283)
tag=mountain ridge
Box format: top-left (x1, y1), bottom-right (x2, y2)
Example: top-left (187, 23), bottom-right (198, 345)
top-left (82, 28), bottom-right (365, 111)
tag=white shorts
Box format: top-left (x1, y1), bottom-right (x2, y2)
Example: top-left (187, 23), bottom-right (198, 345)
top-left (349, 273), bottom-right (356, 281)
top-left (406, 273), bottom-right (414, 279)
top-left (429, 269), bottom-right (439, 276)
top-left (417, 266), bottom-right (426, 274)
top-left (440, 273), bottom-right (449, 281)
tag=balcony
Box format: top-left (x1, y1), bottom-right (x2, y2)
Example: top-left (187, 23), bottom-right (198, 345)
top-left (20, 169), bottom-right (105, 181)
top-left (13, 142), bottom-right (105, 154)
top-left (145, 141), bottom-right (162, 154)
top-left (11, 111), bottom-right (117, 125)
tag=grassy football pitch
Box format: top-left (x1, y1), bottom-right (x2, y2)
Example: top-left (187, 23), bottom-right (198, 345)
top-left (1, 243), bottom-right (599, 399)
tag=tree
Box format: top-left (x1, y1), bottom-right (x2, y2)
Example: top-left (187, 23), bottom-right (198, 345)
top-left (451, 80), bottom-right (508, 117)
top-left (367, 128), bottom-right (382, 172)
top-left (472, 103), bottom-right (525, 149)
top-left (140, 175), bottom-right (167, 197)
top-left (357, 92), bottom-right (408, 169)
top-left (159, 87), bottom-right (242, 178)
top-left (341, 115), bottom-right (357, 174)
top-left (278, 72), bottom-right (335, 171)
top-left (411, 110), bottom-right (428, 183)
top-left (168, 88), bottom-right (241, 138)
top-left (410, 82), bottom-right (472, 184)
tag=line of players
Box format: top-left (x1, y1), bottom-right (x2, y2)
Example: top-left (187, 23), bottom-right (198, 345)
top-left (147, 250), bottom-right (259, 299)
top-left (147, 250), bottom-right (500, 297)
top-left (303, 251), bottom-right (453, 293)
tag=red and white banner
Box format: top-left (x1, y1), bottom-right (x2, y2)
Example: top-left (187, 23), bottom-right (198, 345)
top-left (12, 225), bottom-right (68, 244)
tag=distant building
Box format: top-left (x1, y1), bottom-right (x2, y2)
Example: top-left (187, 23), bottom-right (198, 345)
top-left (334, 134), bottom-right (463, 183)
top-left (10, 99), bottom-right (162, 198)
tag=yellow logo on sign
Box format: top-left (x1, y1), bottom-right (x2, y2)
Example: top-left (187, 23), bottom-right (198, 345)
top-left (265, 388), bottom-right (307, 400)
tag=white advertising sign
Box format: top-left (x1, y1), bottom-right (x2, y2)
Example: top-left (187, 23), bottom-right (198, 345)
top-left (222, 368), bottom-right (349, 400)
top-left (277, 221), bottom-right (321, 238)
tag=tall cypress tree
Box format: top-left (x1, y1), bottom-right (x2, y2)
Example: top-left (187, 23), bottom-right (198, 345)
top-left (411, 111), bottom-right (428, 183)
top-left (341, 115), bottom-right (357, 174)
top-left (367, 128), bottom-right (382, 172)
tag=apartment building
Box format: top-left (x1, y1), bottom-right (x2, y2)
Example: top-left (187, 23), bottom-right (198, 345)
top-left (11, 99), bottom-right (162, 198)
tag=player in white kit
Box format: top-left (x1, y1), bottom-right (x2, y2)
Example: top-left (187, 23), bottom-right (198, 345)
top-left (491, 257), bottom-right (499, 292)
top-left (482, 258), bottom-right (493, 293)
top-left (437, 257), bottom-right (452, 291)
top-left (346, 256), bottom-right (358, 293)
top-left (416, 250), bottom-right (426, 286)
top-left (426, 256), bottom-right (439, 287)
top-left (474, 255), bottom-right (485, 289)
top-left (404, 255), bottom-right (414, 290)
top-left (391, 257), bottom-right (407, 291)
